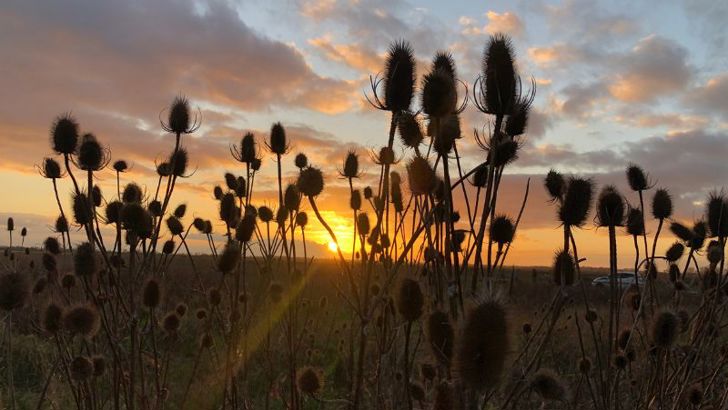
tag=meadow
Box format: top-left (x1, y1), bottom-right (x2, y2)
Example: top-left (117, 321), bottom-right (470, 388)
top-left (1, 33), bottom-right (727, 410)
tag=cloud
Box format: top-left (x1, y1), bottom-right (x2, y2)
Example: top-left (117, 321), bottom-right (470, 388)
top-left (459, 11), bottom-right (524, 38)
top-left (308, 36), bottom-right (382, 74)
top-left (684, 74), bottom-right (728, 121)
top-left (557, 82), bottom-right (608, 119)
top-left (608, 35), bottom-right (692, 103)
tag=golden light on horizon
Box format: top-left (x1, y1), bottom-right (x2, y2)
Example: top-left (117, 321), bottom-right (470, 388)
top-left (327, 241), bottom-right (338, 253)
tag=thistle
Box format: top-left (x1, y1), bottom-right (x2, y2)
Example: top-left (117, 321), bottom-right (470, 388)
top-left (63, 304), bottom-right (101, 338)
top-left (267, 122), bottom-right (289, 155)
top-left (652, 310), bottom-right (679, 348)
top-left (161, 96), bottom-right (199, 134)
top-left (368, 40), bottom-right (416, 112)
top-left (51, 113), bottom-right (79, 155)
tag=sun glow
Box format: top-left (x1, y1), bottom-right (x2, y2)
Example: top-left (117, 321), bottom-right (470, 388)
top-left (327, 241), bottom-right (338, 252)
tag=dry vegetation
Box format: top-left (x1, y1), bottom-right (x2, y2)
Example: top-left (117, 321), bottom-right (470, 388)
top-left (1, 33), bottom-right (727, 410)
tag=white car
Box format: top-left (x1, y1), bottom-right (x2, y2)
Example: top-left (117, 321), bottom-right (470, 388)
top-left (591, 272), bottom-right (644, 287)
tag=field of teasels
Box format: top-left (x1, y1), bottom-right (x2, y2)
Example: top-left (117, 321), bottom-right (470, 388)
top-left (1, 32), bottom-right (727, 410)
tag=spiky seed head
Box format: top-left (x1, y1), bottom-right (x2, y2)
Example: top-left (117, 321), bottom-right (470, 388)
top-left (173, 203), bottom-right (186, 219)
top-left (169, 148), bottom-right (189, 177)
top-left (61, 273), bottom-right (76, 289)
top-left (456, 299), bottom-right (509, 390)
top-left (529, 368), bottom-right (569, 402)
top-left (44, 237), bottom-right (61, 255)
top-left (707, 240), bottom-right (723, 264)
top-left (422, 68), bottom-right (457, 118)
top-left (559, 177), bottom-right (594, 227)
top-left (398, 111), bottom-right (424, 149)
top-left (236, 214), bottom-right (256, 242)
top-left (297, 167), bottom-right (324, 197)
top-left (77, 133), bottom-right (105, 171)
top-left (626, 207), bottom-right (645, 236)
top-left (219, 193), bottom-right (238, 225)
top-left (652, 310), bottom-right (679, 348)
top-left (596, 186), bottom-right (625, 227)
top-left (433, 51), bottom-right (456, 79)
top-left (297, 366), bottom-right (324, 395)
top-left (63, 304), bottom-right (100, 338)
top-left (104, 201), bottom-right (122, 225)
top-left (295, 211), bottom-right (308, 228)
top-left (626, 165), bottom-right (649, 191)
top-left (258, 206), bottom-right (274, 223)
top-left (363, 186), bottom-right (373, 199)
top-left (284, 184), bottom-right (301, 212)
top-left (122, 183), bottom-right (143, 204)
top-left (432, 114), bottom-right (460, 155)
top-left (356, 213), bottom-right (370, 236)
top-left (166, 216), bottom-right (184, 236)
top-left (0, 272), bottom-right (31, 311)
top-left (491, 137), bottom-right (519, 167)
top-left (505, 97), bottom-right (530, 136)
top-left (91, 186), bottom-right (102, 207)
top-left (706, 192), bottom-right (728, 238)
top-left (427, 310), bottom-right (454, 365)
top-left (275, 206), bottom-right (288, 226)
top-left (407, 156), bottom-right (437, 196)
top-left (578, 358), bottom-right (591, 374)
top-left (652, 189), bottom-right (673, 220)
top-left (294, 153), bottom-right (308, 169)
top-left (42, 253), bottom-right (57, 273)
top-left (74, 242), bottom-right (97, 277)
top-left (70, 356), bottom-right (94, 381)
top-left (482, 34), bottom-right (517, 115)
top-left (350, 189), bottom-right (362, 211)
top-left (42, 303), bottom-right (63, 333)
top-left (234, 176), bottom-right (246, 198)
top-left (92, 355), bottom-right (106, 377)
top-left (51, 114), bottom-right (80, 154)
top-left (112, 160), bottom-right (128, 172)
top-left (397, 278), bottom-right (424, 322)
top-left (167, 96), bottom-right (191, 134)
top-left (471, 164), bottom-right (488, 187)
top-left (162, 240), bottom-right (175, 255)
top-left (690, 221), bottom-right (707, 249)
top-left (269, 122), bottom-right (287, 154)
top-left (122, 203), bottom-right (153, 239)
top-left (218, 243), bottom-right (240, 273)
top-left (341, 151), bottom-right (359, 179)
top-left (162, 311), bottom-right (181, 334)
top-left (665, 242), bottom-right (684, 262)
top-left (42, 157), bottom-right (62, 179)
top-left (55, 215), bottom-right (69, 233)
top-left (489, 215), bottom-right (515, 246)
top-left (157, 162), bottom-right (171, 177)
top-left (552, 250), bottom-right (576, 286)
top-left (142, 278), bottom-right (162, 309)
top-left (212, 185), bottom-right (223, 200)
top-left (376, 146), bottom-right (395, 165)
top-left (72, 192), bottom-right (92, 225)
top-left (383, 40), bottom-right (416, 112)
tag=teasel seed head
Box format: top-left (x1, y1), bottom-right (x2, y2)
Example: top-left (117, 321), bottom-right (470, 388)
top-left (0, 272), bottom-right (31, 311)
top-left (706, 192), bottom-right (728, 238)
top-left (690, 220), bottom-right (707, 249)
top-left (624, 207), bottom-right (645, 237)
top-left (142, 278), bottom-right (162, 309)
top-left (350, 189), bottom-right (362, 211)
top-left (72, 191), bottom-right (92, 225)
top-left (297, 366), bottom-right (324, 396)
top-left (626, 164), bottom-right (650, 191)
top-left (363, 186), bottom-right (373, 199)
top-left (377, 40), bottom-right (416, 113)
top-left (427, 310), bottom-right (454, 365)
top-left (652, 188), bottom-right (673, 220)
top-left (51, 113), bottom-right (80, 155)
top-left (480, 34), bottom-right (517, 115)
top-left (44, 237), bottom-right (61, 255)
top-left (596, 185), bottom-right (625, 227)
top-left (397, 278), bottom-right (424, 322)
top-left (162, 239), bottom-right (175, 255)
top-left (55, 215), bottom-right (69, 234)
top-left (559, 177), bottom-right (594, 227)
top-left (103, 200), bottom-right (122, 225)
top-left (471, 164), bottom-right (488, 188)
top-left (529, 368), bottom-right (569, 402)
top-left (284, 184), bottom-right (301, 212)
top-left (489, 215), bottom-right (515, 246)
top-left (406, 156), bottom-right (437, 196)
top-left (258, 206), bottom-right (274, 223)
top-left (169, 148), bottom-right (189, 177)
top-left (219, 192), bottom-right (238, 225)
top-left (173, 203), bottom-right (187, 219)
top-left (422, 68), bottom-right (457, 118)
top-left (552, 250), bottom-right (576, 286)
top-left (665, 242), bottom-right (684, 262)
top-left (275, 206), bottom-right (288, 226)
top-left (340, 150), bottom-right (359, 179)
top-left (297, 167), bottom-right (324, 197)
top-left (456, 299), bottom-right (509, 390)
top-left (42, 302), bottom-right (63, 334)
top-left (165, 96), bottom-right (193, 134)
top-left (218, 243), bottom-right (240, 274)
top-left (74, 242), bottom-right (97, 277)
top-left (505, 96), bottom-right (531, 137)
top-left (122, 183), bottom-right (143, 203)
top-left (166, 216), bottom-right (184, 236)
top-left (92, 355), bottom-right (106, 377)
top-left (77, 133), bottom-right (106, 171)
top-left (157, 162), bottom-right (171, 177)
top-left (652, 310), bottom-right (679, 348)
top-left (63, 304), bottom-right (100, 338)
top-left (70, 356), bottom-right (94, 381)
top-left (295, 211), bottom-right (308, 228)
top-left (397, 111), bottom-right (424, 149)
top-left (707, 240), bottom-right (722, 265)
top-left (162, 311), bottom-right (181, 334)
top-left (112, 160), bottom-right (128, 173)
top-left (236, 213), bottom-right (257, 243)
top-left (294, 153), bottom-right (308, 169)
top-left (268, 122), bottom-right (288, 155)
top-left (433, 114), bottom-right (460, 155)
top-left (41, 157), bottom-right (62, 179)
top-left (356, 213), bottom-right (370, 236)
top-left (234, 176), bottom-right (246, 198)
top-left (122, 203), bottom-right (154, 239)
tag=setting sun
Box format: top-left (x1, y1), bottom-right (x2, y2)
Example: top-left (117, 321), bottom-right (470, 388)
top-left (327, 241), bottom-right (338, 253)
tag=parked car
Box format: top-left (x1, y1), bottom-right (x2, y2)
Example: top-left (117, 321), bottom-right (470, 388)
top-left (591, 272), bottom-right (644, 287)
